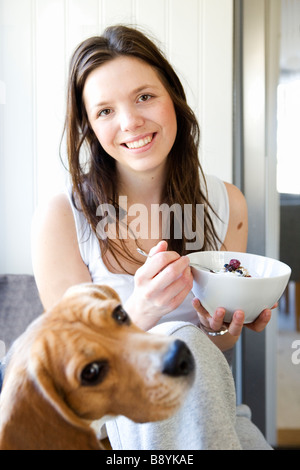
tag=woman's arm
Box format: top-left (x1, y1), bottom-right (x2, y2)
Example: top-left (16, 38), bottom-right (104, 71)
top-left (125, 184), bottom-right (249, 335)
top-left (32, 196), bottom-right (193, 326)
top-left (31, 193), bottom-right (92, 310)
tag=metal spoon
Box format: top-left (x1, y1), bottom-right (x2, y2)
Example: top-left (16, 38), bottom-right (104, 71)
top-left (189, 262), bottom-right (217, 273)
top-left (136, 247), bottom-right (150, 257)
top-left (137, 248), bottom-right (216, 273)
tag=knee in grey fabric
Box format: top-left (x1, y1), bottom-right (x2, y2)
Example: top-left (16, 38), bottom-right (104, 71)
top-left (106, 321), bottom-right (273, 450)
top-left (106, 321), bottom-right (242, 450)
top-left (235, 405), bottom-right (273, 450)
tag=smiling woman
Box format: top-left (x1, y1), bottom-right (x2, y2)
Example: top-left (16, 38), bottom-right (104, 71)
top-left (30, 24), bottom-right (273, 450)
top-left (60, 25), bottom-right (223, 279)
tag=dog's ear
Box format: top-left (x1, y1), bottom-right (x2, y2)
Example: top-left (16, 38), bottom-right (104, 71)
top-left (93, 284), bottom-right (121, 301)
top-left (63, 283), bottom-right (120, 302)
top-left (0, 356), bottom-right (102, 450)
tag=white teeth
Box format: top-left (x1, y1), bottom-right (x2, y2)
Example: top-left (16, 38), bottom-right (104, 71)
top-left (125, 135), bottom-right (153, 149)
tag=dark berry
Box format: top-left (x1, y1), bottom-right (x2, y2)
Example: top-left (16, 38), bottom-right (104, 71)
top-left (229, 259), bottom-right (241, 270)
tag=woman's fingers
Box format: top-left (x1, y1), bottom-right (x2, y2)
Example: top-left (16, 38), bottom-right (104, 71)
top-left (192, 296), bottom-right (272, 336)
top-left (192, 298), bottom-right (211, 326)
top-left (142, 242), bottom-right (181, 279)
top-left (147, 240), bottom-right (168, 257)
top-left (209, 308), bottom-right (227, 331)
top-left (154, 265), bottom-right (193, 309)
top-left (134, 241), bottom-right (193, 318)
top-left (192, 298), bottom-right (245, 337)
top-left (246, 308), bottom-right (272, 332)
top-left (228, 310), bottom-right (245, 336)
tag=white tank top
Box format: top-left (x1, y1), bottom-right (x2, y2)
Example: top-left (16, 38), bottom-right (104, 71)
top-left (66, 174), bottom-right (229, 326)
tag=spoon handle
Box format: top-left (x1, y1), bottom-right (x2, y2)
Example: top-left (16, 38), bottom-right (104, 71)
top-left (189, 263), bottom-right (215, 273)
top-left (137, 249), bottom-right (214, 272)
top-left (136, 248), bottom-right (149, 257)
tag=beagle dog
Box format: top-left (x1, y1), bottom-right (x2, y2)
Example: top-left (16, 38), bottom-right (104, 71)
top-left (0, 284), bottom-right (194, 450)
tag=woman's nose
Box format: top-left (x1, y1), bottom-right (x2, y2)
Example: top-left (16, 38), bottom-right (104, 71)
top-left (119, 107), bottom-right (145, 132)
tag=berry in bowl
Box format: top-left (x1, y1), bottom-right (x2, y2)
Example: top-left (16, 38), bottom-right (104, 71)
top-left (188, 251), bottom-right (291, 323)
top-left (215, 258), bottom-right (251, 277)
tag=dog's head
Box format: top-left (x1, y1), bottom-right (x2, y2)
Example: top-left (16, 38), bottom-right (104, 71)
top-left (1, 284), bottom-right (194, 438)
top-left (33, 283), bottom-right (194, 423)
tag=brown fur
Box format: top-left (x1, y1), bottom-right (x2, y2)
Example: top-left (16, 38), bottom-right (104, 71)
top-left (0, 284), bottom-right (193, 450)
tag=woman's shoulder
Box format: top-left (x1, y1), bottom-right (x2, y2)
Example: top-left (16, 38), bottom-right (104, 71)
top-left (223, 181), bottom-right (248, 222)
top-left (203, 174), bottom-right (230, 248)
top-left (223, 181), bottom-right (246, 203)
top-left (222, 181), bottom-right (248, 252)
top-left (32, 192), bottom-right (74, 234)
top-left (203, 174), bottom-right (248, 251)
top-left (31, 193), bottom-right (79, 273)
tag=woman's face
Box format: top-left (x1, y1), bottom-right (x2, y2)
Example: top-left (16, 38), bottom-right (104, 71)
top-left (83, 56), bottom-right (177, 177)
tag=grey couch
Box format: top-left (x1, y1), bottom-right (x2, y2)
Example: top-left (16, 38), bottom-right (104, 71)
top-left (0, 275), bottom-right (44, 354)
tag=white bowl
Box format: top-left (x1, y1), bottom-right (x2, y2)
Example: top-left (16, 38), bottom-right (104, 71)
top-left (188, 251), bottom-right (291, 324)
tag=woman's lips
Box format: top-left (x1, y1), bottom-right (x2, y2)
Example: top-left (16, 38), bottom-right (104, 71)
top-left (122, 133), bottom-right (156, 150)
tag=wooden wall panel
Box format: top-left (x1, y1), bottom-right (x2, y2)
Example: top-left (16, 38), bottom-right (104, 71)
top-left (35, 0), bottom-right (66, 207)
top-left (0, 0), bottom-right (34, 272)
top-left (0, 0), bottom-right (233, 273)
top-left (101, 0), bottom-right (134, 29)
top-left (168, 0), bottom-right (200, 112)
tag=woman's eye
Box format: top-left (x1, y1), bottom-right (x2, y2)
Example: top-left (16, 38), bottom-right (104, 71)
top-left (138, 94), bottom-right (152, 103)
top-left (98, 108), bottom-right (112, 117)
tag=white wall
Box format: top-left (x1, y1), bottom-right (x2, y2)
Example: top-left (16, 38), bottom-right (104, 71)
top-left (0, 0), bottom-right (233, 274)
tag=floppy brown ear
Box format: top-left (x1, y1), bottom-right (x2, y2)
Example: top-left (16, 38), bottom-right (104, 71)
top-left (0, 359), bottom-right (102, 450)
top-left (93, 284), bottom-right (121, 301)
top-left (63, 283), bottom-right (121, 302)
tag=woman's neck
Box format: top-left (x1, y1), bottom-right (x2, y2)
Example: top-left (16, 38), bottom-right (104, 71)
top-left (117, 164), bottom-right (166, 206)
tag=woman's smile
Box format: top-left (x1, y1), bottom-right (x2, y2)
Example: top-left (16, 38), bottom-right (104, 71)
top-left (122, 132), bottom-right (156, 150)
top-left (120, 132), bottom-right (158, 155)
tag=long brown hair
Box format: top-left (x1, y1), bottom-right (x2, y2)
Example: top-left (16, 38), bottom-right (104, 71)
top-left (63, 25), bottom-right (220, 273)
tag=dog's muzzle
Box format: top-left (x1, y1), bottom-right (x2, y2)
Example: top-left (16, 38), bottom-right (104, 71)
top-left (162, 340), bottom-right (195, 377)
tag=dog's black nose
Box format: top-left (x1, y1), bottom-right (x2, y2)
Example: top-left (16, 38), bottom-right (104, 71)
top-left (162, 340), bottom-right (195, 377)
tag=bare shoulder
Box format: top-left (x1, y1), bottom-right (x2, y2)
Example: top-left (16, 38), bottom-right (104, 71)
top-left (222, 182), bottom-right (248, 252)
top-left (32, 193), bottom-right (91, 310)
top-left (32, 192), bottom-right (74, 231)
top-left (31, 192), bottom-right (78, 256)
top-left (224, 182), bottom-right (248, 214)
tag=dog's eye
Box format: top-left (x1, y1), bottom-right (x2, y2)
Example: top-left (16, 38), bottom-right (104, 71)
top-left (80, 361), bottom-right (109, 386)
top-left (112, 305), bottom-right (130, 325)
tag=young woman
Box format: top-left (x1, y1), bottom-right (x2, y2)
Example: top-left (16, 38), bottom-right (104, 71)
top-left (32, 25), bottom-right (273, 449)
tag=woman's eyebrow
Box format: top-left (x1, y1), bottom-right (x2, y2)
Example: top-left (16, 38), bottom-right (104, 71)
top-left (91, 84), bottom-right (160, 110)
top-left (132, 84), bottom-right (160, 95)
top-left (92, 100), bottom-right (110, 110)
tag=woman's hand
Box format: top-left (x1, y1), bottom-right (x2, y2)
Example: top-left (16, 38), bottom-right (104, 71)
top-left (192, 298), bottom-right (275, 351)
top-left (125, 241), bottom-right (193, 330)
